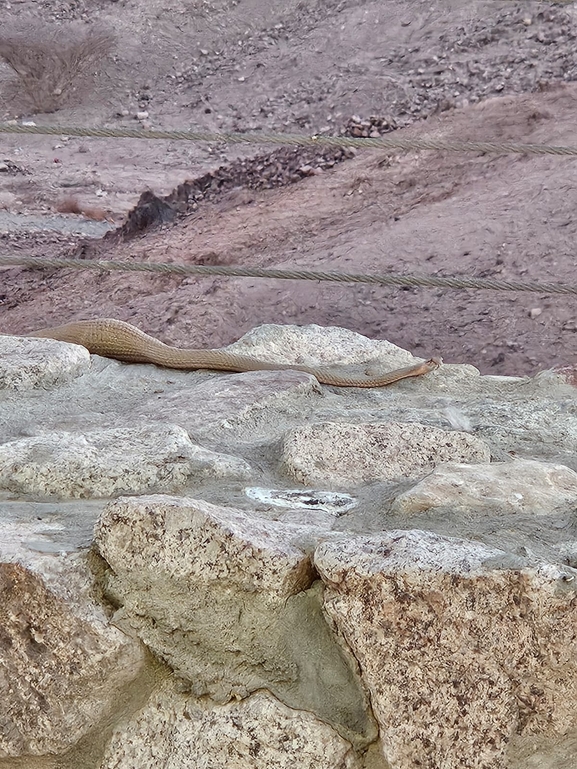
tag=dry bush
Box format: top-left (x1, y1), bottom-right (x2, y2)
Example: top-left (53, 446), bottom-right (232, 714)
top-left (56, 196), bottom-right (82, 214)
top-left (0, 22), bottom-right (115, 113)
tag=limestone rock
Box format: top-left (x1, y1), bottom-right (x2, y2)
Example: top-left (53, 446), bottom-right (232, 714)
top-left (281, 420), bottom-right (491, 486)
top-left (99, 684), bottom-right (359, 769)
top-left (392, 458), bottom-right (577, 515)
top-left (0, 335), bottom-right (90, 391)
top-left (94, 494), bottom-right (376, 745)
top-left (0, 424), bottom-right (223, 498)
top-left (226, 323), bottom-right (419, 368)
top-left (0, 556), bottom-right (144, 756)
top-left (186, 443), bottom-right (253, 480)
top-left (315, 530), bottom-right (577, 769)
top-left (159, 369), bottom-right (321, 434)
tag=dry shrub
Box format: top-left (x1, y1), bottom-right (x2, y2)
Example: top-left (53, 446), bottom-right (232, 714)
top-left (0, 22), bottom-right (115, 113)
top-left (56, 196), bottom-right (82, 214)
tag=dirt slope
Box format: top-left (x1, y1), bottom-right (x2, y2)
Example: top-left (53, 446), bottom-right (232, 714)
top-left (1, 0), bottom-right (576, 375)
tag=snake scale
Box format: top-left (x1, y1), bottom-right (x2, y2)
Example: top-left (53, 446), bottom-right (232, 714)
top-left (27, 318), bottom-right (441, 388)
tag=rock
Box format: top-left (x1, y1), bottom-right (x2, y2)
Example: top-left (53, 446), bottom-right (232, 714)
top-left (187, 444), bottom-right (253, 480)
top-left (99, 684), bottom-right (359, 769)
top-left (281, 421), bottom-right (491, 486)
top-left (0, 335), bottom-right (90, 391)
top-left (226, 323), bottom-right (418, 368)
top-left (0, 554), bottom-right (144, 756)
top-left (94, 494), bottom-right (376, 745)
top-left (392, 459), bottom-right (577, 515)
top-left (343, 114), bottom-right (398, 137)
top-left (0, 424), bottom-right (248, 498)
top-left (159, 369), bottom-right (320, 436)
top-left (0, 191), bottom-right (17, 211)
top-left (315, 530), bottom-right (577, 769)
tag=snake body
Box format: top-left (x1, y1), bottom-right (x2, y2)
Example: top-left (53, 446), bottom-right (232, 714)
top-left (27, 318), bottom-right (441, 388)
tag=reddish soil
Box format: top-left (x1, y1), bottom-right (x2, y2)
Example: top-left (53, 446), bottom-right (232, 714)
top-left (1, 0), bottom-right (576, 376)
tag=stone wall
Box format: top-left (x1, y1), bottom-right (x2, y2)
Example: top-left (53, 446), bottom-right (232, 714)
top-left (1, 324), bottom-right (577, 769)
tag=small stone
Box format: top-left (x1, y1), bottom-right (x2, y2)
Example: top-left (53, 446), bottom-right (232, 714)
top-left (529, 307), bottom-right (543, 319)
top-left (135, 110), bottom-right (149, 120)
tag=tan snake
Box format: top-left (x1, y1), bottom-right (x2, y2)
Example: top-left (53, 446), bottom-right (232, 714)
top-left (27, 318), bottom-right (441, 388)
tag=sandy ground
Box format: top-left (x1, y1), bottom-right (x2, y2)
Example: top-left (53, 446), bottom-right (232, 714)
top-left (1, 0), bottom-right (576, 376)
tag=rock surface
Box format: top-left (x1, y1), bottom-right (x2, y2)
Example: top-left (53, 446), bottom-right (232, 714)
top-left (0, 424), bottom-right (242, 499)
top-left (281, 420), bottom-right (491, 486)
top-left (99, 684), bottom-right (359, 769)
top-left (94, 494), bottom-right (375, 746)
top-left (1, 324), bottom-right (577, 769)
top-left (0, 552), bottom-right (145, 758)
top-left (0, 336), bottom-right (90, 391)
top-left (391, 459), bottom-right (577, 516)
top-left (315, 530), bottom-right (577, 769)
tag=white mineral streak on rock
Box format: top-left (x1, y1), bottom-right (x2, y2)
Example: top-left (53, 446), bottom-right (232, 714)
top-left (0, 335), bottom-right (90, 390)
top-left (94, 495), bottom-right (375, 744)
top-left (392, 459), bottom-right (577, 515)
top-left (0, 553), bottom-right (144, 756)
top-left (244, 486), bottom-right (357, 515)
top-left (0, 424), bottom-right (250, 498)
top-left (315, 530), bottom-right (577, 769)
top-left (281, 421), bottom-right (491, 486)
top-left (99, 684), bottom-right (359, 769)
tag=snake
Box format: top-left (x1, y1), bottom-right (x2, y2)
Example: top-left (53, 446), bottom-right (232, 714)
top-left (27, 318), bottom-right (442, 388)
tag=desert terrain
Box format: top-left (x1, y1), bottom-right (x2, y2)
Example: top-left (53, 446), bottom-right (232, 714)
top-left (1, 0), bottom-right (576, 375)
